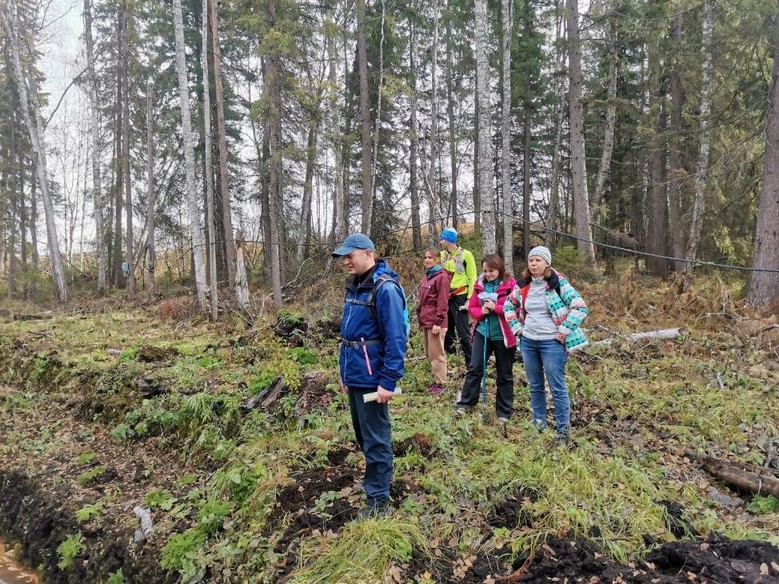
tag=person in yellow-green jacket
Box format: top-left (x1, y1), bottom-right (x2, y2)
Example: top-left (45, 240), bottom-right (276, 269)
top-left (439, 227), bottom-right (477, 364)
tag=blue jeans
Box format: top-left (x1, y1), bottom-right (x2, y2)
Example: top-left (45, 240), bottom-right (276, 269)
top-left (519, 337), bottom-right (570, 436)
top-left (348, 387), bottom-right (393, 504)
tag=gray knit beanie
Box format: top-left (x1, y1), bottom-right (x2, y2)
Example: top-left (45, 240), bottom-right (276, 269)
top-left (527, 245), bottom-right (552, 266)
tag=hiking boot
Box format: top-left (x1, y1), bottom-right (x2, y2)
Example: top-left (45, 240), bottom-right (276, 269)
top-left (455, 406), bottom-right (467, 417)
top-left (497, 417), bottom-right (509, 425)
top-left (555, 433), bottom-right (571, 447)
top-left (358, 499), bottom-right (390, 520)
top-left (428, 383), bottom-right (445, 395)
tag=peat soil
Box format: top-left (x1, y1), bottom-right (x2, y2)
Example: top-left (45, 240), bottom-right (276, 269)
top-left (263, 448), bottom-right (779, 583)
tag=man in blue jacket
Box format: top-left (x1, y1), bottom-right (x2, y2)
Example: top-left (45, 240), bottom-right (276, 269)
top-left (332, 233), bottom-right (407, 519)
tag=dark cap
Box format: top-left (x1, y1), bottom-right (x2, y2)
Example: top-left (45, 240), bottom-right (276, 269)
top-left (332, 233), bottom-right (376, 257)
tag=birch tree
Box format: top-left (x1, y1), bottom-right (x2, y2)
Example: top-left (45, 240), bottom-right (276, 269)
top-left (500, 0), bottom-right (513, 269)
top-left (144, 84), bottom-right (156, 301)
top-left (3, 1), bottom-right (69, 303)
top-left (172, 0), bottom-right (208, 311)
top-left (474, 0), bottom-right (495, 252)
top-left (684, 0), bottom-right (714, 278)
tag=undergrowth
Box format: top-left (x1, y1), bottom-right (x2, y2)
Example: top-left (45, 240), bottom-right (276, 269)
top-left (0, 264), bottom-right (777, 583)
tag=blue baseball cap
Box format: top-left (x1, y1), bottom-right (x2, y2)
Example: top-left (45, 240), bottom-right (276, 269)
top-left (440, 227), bottom-right (458, 244)
top-left (332, 233), bottom-right (376, 257)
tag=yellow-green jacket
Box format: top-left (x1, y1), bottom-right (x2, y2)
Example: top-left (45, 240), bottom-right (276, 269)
top-left (440, 247), bottom-right (477, 299)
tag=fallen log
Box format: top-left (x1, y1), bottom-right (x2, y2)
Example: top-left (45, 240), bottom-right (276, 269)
top-left (589, 327), bottom-right (684, 348)
top-left (684, 449), bottom-right (779, 498)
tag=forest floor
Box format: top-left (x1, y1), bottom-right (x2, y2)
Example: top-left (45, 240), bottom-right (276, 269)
top-left (0, 264), bottom-right (778, 583)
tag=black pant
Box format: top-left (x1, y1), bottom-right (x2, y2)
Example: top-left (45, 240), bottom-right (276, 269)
top-left (444, 293), bottom-right (472, 363)
top-left (456, 331), bottom-right (515, 419)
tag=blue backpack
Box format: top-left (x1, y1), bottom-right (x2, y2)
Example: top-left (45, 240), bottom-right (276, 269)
top-left (348, 274), bottom-right (410, 339)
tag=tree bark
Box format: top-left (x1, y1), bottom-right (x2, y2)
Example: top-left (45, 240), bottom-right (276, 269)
top-left (445, 4), bottom-right (459, 228)
top-left (357, 0), bottom-right (373, 233)
top-left (684, 0), bottom-right (714, 278)
top-left (172, 0), bottom-right (208, 311)
top-left (144, 84), bottom-right (157, 302)
top-left (267, 0), bottom-right (284, 310)
top-left (428, 0), bottom-right (441, 236)
top-left (409, 15), bottom-right (422, 247)
top-left (209, 0), bottom-right (237, 290)
top-left (747, 10), bottom-right (779, 307)
top-left (121, 0), bottom-right (135, 298)
top-left (475, 0), bottom-right (495, 252)
top-left (590, 24), bottom-right (618, 227)
top-left (83, 0), bottom-right (106, 294)
top-left (501, 0), bottom-right (513, 270)
top-left (566, 0), bottom-right (595, 262)
top-left (3, 1), bottom-right (68, 303)
top-left (202, 0), bottom-right (218, 320)
top-left (646, 1), bottom-right (668, 277)
top-left (668, 13), bottom-right (687, 273)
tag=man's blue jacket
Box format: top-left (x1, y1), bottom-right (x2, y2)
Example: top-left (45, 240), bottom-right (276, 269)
top-left (339, 259), bottom-right (406, 392)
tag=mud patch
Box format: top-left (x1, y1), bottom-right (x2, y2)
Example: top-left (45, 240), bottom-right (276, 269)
top-left (0, 470), bottom-right (173, 584)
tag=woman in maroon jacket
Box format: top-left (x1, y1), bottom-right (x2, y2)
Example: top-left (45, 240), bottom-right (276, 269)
top-left (417, 247), bottom-right (452, 395)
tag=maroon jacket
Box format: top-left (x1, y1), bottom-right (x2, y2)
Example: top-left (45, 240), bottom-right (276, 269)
top-left (417, 267), bottom-right (452, 329)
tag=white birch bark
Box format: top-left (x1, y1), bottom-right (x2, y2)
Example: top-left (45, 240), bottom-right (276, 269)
top-left (684, 0), bottom-right (714, 277)
top-left (144, 84), bottom-right (157, 301)
top-left (428, 0), bottom-right (441, 231)
top-left (172, 0), bottom-right (208, 311)
top-left (501, 0), bottom-right (513, 270)
top-left (590, 29), bottom-right (618, 225)
top-left (475, 0), bottom-right (495, 252)
top-left (3, 2), bottom-right (69, 303)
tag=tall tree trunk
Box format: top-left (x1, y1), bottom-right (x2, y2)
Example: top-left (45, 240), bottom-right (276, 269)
top-left (145, 85), bottom-right (157, 301)
top-left (645, 0), bottom-right (668, 277)
top-left (4, 2), bottom-right (68, 303)
top-left (172, 0), bottom-right (208, 311)
top-left (445, 5), bottom-right (459, 228)
top-left (566, 0), bottom-right (595, 262)
top-left (370, 0), bottom-right (386, 235)
top-left (112, 72), bottom-right (123, 287)
top-left (746, 10), bottom-right (779, 306)
top-left (408, 16), bottom-right (422, 247)
top-left (590, 25), bottom-right (618, 227)
top-left (83, 0), bottom-right (106, 294)
top-left (428, 0), bottom-right (441, 235)
top-left (501, 0), bottom-right (513, 270)
top-left (684, 0), bottom-right (714, 278)
top-left (298, 86), bottom-right (321, 260)
top-left (668, 12), bottom-right (686, 273)
top-left (547, 0), bottom-right (565, 246)
top-left (267, 0), bottom-right (284, 309)
top-left (357, 0), bottom-right (373, 233)
top-left (202, 0), bottom-right (218, 320)
top-left (209, 0), bottom-right (237, 290)
top-left (121, 0), bottom-right (135, 297)
top-left (475, 0), bottom-right (495, 252)
top-left (326, 27), bottom-right (346, 243)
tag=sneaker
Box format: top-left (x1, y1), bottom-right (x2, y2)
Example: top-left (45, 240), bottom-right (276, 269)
top-left (358, 499), bottom-right (390, 519)
top-left (455, 407), bottom-right (467, 417)
top-left (428, 383), bottom-right (445, 395)
top-left (555, 433), bottom-right (571, 447)
top-left (497, 417), bottom-right (509, 425)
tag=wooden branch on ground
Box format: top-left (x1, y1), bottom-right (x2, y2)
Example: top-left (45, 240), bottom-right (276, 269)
top-left (684, 449), bottom-right (779, 498)
top-left (589, 327), bottom-right (684, 348)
